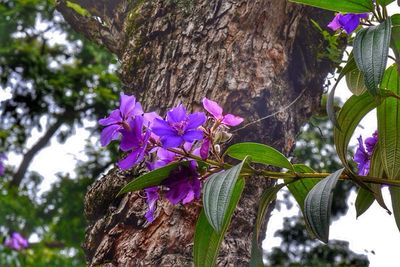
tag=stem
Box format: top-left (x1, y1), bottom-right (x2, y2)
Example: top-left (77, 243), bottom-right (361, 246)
top-left (167, 146), bottom-right (400, 187)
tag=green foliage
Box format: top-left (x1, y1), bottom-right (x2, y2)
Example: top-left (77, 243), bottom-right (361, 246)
top-left (194, 179), bottom-right (245, 267)
top-left (377, 64), bottom-right (400, 179)
top-left (310, 19), bottom-right (343, 64)
top-left (224, 142), bottom-right (294, 171)
top-left (304, 168), bottom-right (344, 243)
top-left (203, 159), bottom-right (248, 233)
top-left (327, 54), bottom-right (358, 129)
top-left (334, 93), bottom-right (377, 173)
top-left (118, 162), bottom-right (181, 195)
top-left (345, 67), bottom-right (367, 96)
top-left (250, 184), bottom-right (285, 266)
top-left (288, 0), bottom-right (374, 13)
top-left (353, 18), bottom-right (391, 96)
top-left (0, 0), bottom-right (120, 265)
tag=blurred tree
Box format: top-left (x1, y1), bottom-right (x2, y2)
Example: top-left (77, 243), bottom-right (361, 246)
top-left (265, 115), bottom-right (369, 266)
top-left (0, 0), bottom-right (120, 265)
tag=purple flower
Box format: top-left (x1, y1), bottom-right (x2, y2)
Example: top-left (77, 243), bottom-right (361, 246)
top-left (162, 161), bottom-right (201, 205)
top-left (354, 131), bottom-right (378, 176)
top-left (200, 138), bottom-right (210, 160)
top-left (202, 98), bottom-right (243, 126)
top-left (152, 104), bottom-right (206, 148)
top-left (144, 187), bottom-right (159, 222)
top-left (328, 13), bottom-right (369, 34)
top-left (0, 153), bottom-right (7, 176)
top-left (99, 93), bottom-right (143, 147)
top-left (4, 232), bottom-right (28, 251)
top-left (117, 116), bottom-right (151, 170)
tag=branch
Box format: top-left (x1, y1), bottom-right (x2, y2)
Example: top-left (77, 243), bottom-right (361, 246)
top-left (55, 0), bottom-right (125, 56)
top-left (10, 117), bottom-right (66, 188)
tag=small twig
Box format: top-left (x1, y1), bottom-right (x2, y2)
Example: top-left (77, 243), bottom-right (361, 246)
top-left (232, 88), bottom-right (307, 133)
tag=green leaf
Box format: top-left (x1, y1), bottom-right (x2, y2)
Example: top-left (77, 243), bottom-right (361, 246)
top-left (224, 142), bottom-right (294, 171)
top-left (117, 162), bottom-right (182, 195)
top-left (353, 18), bottom-right (392, 96)
top-left (66, 1), bottom-right (91, 17)
top-left (304, 168), bottom-right (344, 243)
top-left (377, 0), bottom-right (395, 6)
top-left (250, 184), bottom-right (285, 267)
top-left (377, 64), bottom-right (400, 179)
top-left (345, 67), bottom-right (367, 96)
top-left (288, 0), bottom-right (374, 13)
top-left (389, 187), bottom-right (400, 232)
top-left (355, 187), bottom-right (375, 218)
top-left (203, 159), bottom-right (248, 232)
top-left (391, 14), bottom-right (400, 58)
top-left (194, 178), bottom-right (245, 267)
top-left (327, 53), bottom-right (358, 128)
top-left (286, 164), bottom-right (319, 212)
top-left (334, 93), bottom-right (377, 172)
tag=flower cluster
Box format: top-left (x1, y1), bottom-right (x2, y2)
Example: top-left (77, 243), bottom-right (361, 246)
top-left (4, 232), bottom-right (28, 251)
top-left (99, 94), bottom-right (243, 222)
top-left (354, 131), bottom-right (378, 176)
top-left (328, 13), bottom-right (368, 34)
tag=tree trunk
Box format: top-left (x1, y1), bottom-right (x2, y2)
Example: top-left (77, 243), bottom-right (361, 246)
top-left (56, 0), bottom-right (336, 266)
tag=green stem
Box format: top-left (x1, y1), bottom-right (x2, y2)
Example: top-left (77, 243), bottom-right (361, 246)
top-left (167, 147), bottom-right (400, 187)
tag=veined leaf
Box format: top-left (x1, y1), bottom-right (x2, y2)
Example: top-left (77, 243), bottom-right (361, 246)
top-left (377, 64), bottom-right (400, 179)
top-left (334, 93), bottom-right (377, 172)
top-left (391, 14), bottom-right (400, 59)
top-left (353, 18), bottom-right (391, 96)
top-left (224, 142), bottom-right (294, 171)
top-left (194, 179), bottom-right (245, 267)
top-left (286, 164), bottom-right (319, 212)
top-left (288, 0), bottom-right (374, 13)
top-left (117, 162), bottom-right (182, 195)
top-left (389, 187), bottom-right (400, 232)
top-left (346, 67), bottom-right (367, 96)
top-left (327, 53), bottom-right (358, 129)
top-left (304, 168), bottom-right (344, 243)
top-left (377, 0), bottom-right (395, 6)
top-left (250, 184), bottom-right (285, 267)
top-left (203, 158), bottom-right (248, 232)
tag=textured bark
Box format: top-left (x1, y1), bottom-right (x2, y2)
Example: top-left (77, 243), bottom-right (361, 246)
top-left (57, 0), bottom-right (337, 266)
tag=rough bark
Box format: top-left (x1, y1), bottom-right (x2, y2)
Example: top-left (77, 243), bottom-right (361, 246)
top-left (56, 0), bottom-right (337, 266)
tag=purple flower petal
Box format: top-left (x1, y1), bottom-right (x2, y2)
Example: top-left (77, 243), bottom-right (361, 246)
top-left (161, 135), bottom-right (184, 148)
top-left (145, 187), bottom-right (159, 222)
top-left (365, 131), bottom-right (378, 155)
top-left (119, 93), bottom-right (137, 117)
top-left (221, 114), bottom-right (244, 126)
top-left (143, 112), bottom-right (162, 128)
top-left (152, 118), bottom-right (177, 136)
top-left (187, 112), bottom-right (206, 129)
top-left (100, 124), bottom-right (122, 147)
top-left (340, 14), bottom-right (361, 34)
top-left (354, 136), bottom-right (369, 176)
top-left (99, 109), bottom-right (121, 126)
top-left (328, 14), bottom-right (342, 31)
top-left (117, 149), bottom-right (141, 170)
top-left (200, 138), bottom-right (210, 160)
top-left (202, 98), bottom-right (223, 119)
top-left (167, 104), bottom-right (187, 123)
top-left (182, 130), bottom-right (204, 143)
top-left (4, 232), bottom-right (28, 251)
